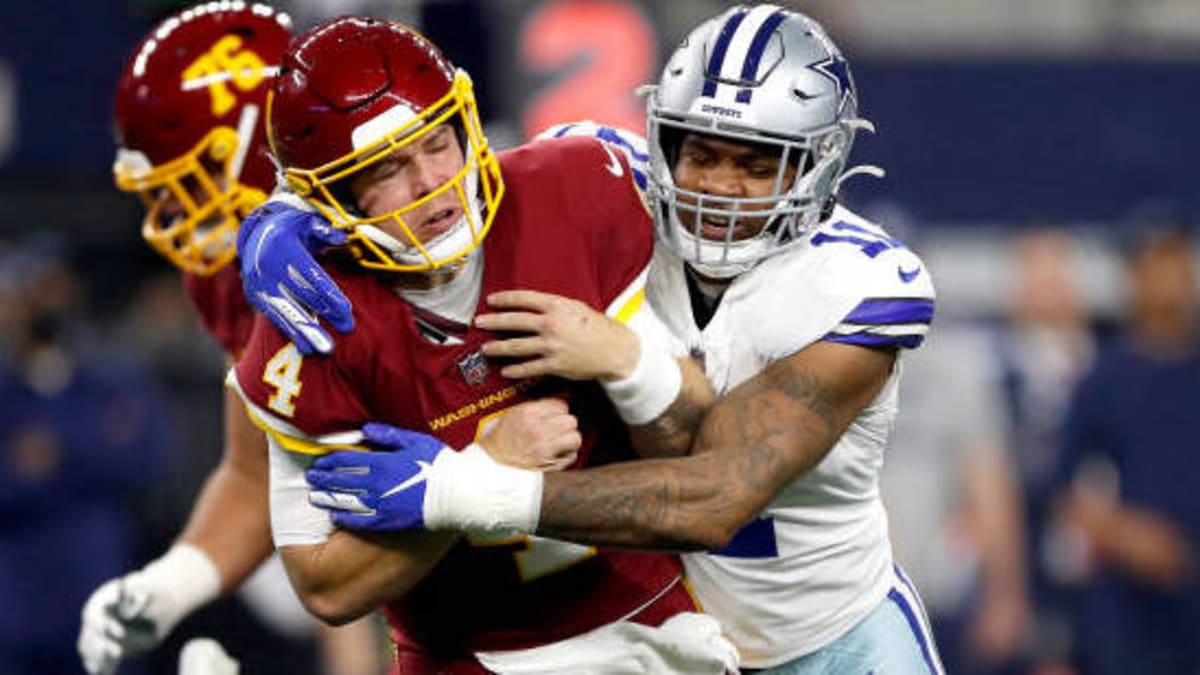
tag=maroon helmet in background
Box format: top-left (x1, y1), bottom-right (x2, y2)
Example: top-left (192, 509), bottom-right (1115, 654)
top-left (113, 2), bottom-right (292, 275)
top-left (268, 16), bottom-right (503, 273)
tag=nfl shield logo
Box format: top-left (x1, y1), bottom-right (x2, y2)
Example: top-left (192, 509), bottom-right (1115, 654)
top-left (457, 350), bottom-right (489, 386)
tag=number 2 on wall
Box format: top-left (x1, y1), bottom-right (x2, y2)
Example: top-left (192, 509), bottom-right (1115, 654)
top-left (520, 0), bottom-right (657, 139)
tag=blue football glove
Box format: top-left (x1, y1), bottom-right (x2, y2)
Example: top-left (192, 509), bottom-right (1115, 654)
top-left (238, 198), bottom-right (355, 355)
top-left (306, 422), bottom-right (449, 531)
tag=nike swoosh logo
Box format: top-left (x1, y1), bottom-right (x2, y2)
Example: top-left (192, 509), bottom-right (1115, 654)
top-left (599, 143), bottom-right (624, 177)
top-left (897, 266), bottom-right (921, 283)
top-left (381, 460), bottom-right (432, 498)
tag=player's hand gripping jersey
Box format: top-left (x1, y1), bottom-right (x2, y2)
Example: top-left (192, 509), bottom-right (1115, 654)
top-left (648, 205), bottom-right (936, 665)
top-left (231, 138), bottom-right (688, 662)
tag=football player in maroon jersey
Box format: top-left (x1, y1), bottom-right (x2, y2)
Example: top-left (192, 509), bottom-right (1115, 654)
top-left (78, 5), bottom-right (384, 674)
top-left (228, 15), bottom-right (735, 674)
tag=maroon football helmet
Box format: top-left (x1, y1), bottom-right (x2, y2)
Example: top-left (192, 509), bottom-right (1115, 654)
top-left (113, 2), bottom-right (291, 275)
top-left (268, 16), bottom-right (503, 273)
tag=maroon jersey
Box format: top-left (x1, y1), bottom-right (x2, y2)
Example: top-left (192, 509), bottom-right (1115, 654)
top-left (183, 263), bottom-right (255, 356)
top-left (234, 137), bottom-right (682, 660)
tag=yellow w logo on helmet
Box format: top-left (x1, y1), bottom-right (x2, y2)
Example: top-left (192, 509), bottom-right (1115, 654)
top-left (182, 35), bottom-right (272, 117)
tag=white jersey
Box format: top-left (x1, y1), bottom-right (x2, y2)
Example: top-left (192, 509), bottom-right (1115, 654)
top-left (647, 205), bottom-right (936, 668)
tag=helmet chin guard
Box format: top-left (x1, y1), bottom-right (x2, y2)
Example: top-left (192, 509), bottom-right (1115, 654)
top-left (268, 18), bottom-right (503, 274)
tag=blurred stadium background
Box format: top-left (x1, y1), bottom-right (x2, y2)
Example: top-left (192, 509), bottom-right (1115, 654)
top-left (2, 1), bottom-right (1198, 673)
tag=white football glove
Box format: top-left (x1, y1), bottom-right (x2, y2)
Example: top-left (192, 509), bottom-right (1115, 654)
top-left (78, 544), bottom-right (222, 675)
top-left (178, 637), bottom-right (240, 675)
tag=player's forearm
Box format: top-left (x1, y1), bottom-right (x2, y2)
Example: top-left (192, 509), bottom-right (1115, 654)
top-left (538, 452), bottom-right (743, 550)
top-left (281, 530), bottom-right (457, 625)
top-left (627, 357), bottom-right (714, 458)
top-left (177, 392), bottom-right (274, 591)
top-left (177, 459), bottom-right (274, 592)
top-left (539, 350), bottom-right (864, 550)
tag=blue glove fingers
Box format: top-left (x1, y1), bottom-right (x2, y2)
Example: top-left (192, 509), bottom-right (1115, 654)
top-left (238, 202), bottom-right (353, 352)
top-left (312, 436), bottom-right (433, 532)
top-left (310, 450), bottom-right (372, 472)
top-left (254, 289), bottom-right (330, 356)
top-left (306, 216), bottom-right (349, 247)
top-left (257, 306), bottom-right (314, 356)
top-left (305, 467), bottom-right (369, 493)
top-left (361, 422), bottom-right (443, 451)
top-left (309, 489), bottom-right (373, 514)
top-left (236, 202), bottom-right (276, 258)
top-left (283, 258), bottom-right (355, 334)
top-left (362, 424), bottom-right (449, 458)
top-left (273, 206), bottom-right (323, 232)
top-left (274, 212), bottom-right (353, 332)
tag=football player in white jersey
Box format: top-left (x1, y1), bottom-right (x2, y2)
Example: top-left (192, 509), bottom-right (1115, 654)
top-left (238, 5), bottom-right (944, 673)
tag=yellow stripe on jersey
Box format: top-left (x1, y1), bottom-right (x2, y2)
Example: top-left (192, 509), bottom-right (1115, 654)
top-left (605, 264), bottom-right (650, 324)
top-left (247, 410), bottom-right (368, 456)
top-left (612, 287), bottom-right (645, 324)
top-left (226, 368), bottom-right (369, 456)
top-left (679, 575), bottom-right (706, 612)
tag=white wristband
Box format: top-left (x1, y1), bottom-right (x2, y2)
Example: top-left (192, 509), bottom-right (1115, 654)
top-left (601, 337), bottom-right (683, 426)
top-left (424, 444), bottom-right (544, 536)
top-left (134, 543), bottom-right (222, 632)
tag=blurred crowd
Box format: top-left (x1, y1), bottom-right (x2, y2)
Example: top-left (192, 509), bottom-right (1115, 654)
top-left (0, 241), bottom-right (357, 674)
top-left (882, 213), bottom-right (1200, 675)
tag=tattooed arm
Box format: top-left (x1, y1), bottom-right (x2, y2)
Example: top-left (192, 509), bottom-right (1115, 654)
top-left (535, 340), bottom-right (897, 550)
top-left (626, 357), bottom-right (711, 457)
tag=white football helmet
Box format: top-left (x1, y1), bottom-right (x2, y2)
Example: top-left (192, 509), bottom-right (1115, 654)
top-left (645, 4), bottom-right (882, 278)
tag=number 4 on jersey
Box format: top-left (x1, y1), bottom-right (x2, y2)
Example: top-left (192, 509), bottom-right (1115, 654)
top-left (264, 343), bottom-right (303, 416)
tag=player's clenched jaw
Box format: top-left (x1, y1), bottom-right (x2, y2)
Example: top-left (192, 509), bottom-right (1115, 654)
top-left (670, 132), bottom-right (799, 243)
top-left (347, 124), bottom-right (467, 250)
